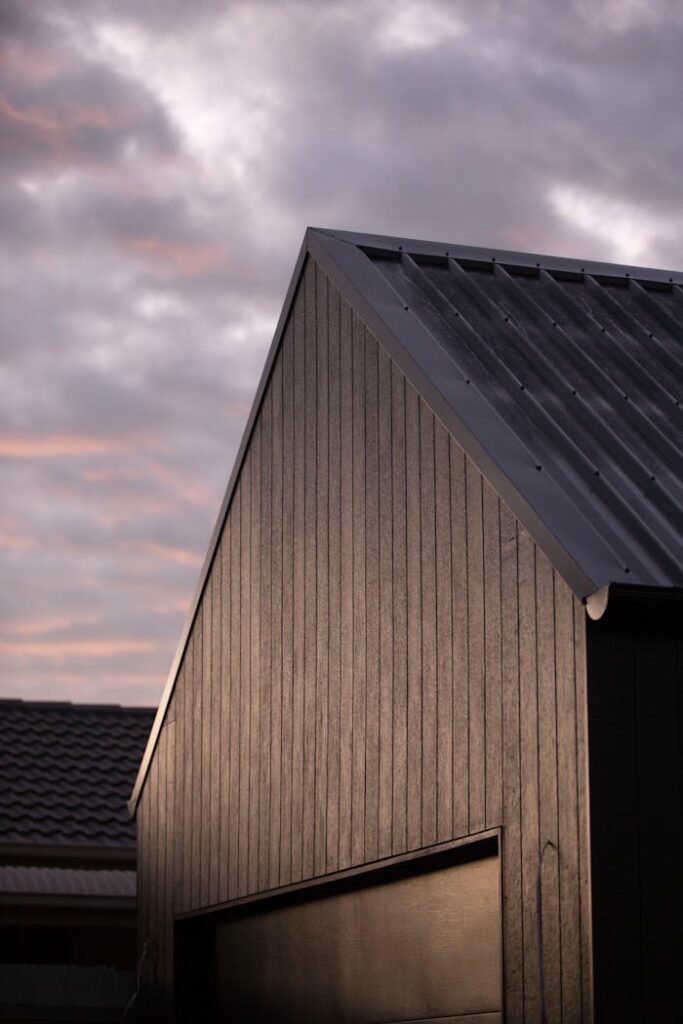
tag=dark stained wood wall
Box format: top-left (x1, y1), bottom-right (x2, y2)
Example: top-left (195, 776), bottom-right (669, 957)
top-left (136, 256), bottom-right (593, 1023)
top-left (587, 598), bottom-right (683, 1023)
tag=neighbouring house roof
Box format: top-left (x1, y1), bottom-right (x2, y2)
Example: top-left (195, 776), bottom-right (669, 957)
top-left (0, 699), bottom-right (154, 851)
top-left (0, 864), bottom-right (136, 899)
top-left (130, 227), bottom-right (683, 813)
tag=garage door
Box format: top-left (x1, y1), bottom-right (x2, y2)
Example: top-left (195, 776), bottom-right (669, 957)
top-left (210, 843), bottom-right (501, 1023)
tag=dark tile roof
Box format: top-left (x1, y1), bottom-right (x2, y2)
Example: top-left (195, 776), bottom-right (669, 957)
top-left (0, 864), bottom-right (136, 898)
top-left (311, 229), bottom-right (683, 593)
top-left (0, 700), bottom-right (155, 849)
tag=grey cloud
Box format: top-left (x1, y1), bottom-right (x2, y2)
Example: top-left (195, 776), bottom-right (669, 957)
top-left (0, 72), bottom-right (177, 177)
top-left (250, 0), bottom-right (683, 259)
top-left (2, 0), bottom-right (682, 705)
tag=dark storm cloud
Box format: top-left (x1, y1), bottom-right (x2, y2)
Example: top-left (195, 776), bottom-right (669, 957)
top-left (2, 0), bottom-right (682, 705)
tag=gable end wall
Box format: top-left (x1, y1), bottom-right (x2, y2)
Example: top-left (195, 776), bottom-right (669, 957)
top-left (136, 256), bottom-right (593, 1023)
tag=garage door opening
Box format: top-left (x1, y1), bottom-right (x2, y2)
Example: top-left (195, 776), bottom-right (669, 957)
top-left (176, 834), bottom-right (502, 1023)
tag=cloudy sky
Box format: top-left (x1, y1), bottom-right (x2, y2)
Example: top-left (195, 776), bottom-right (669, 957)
top-left (2, 0), bottom-right (682, 708)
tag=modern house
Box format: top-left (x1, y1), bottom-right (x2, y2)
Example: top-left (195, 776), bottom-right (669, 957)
top-left (0, 698), bottom-right (155, 1022)
top-left (130, 228), bottom-right (683, 1023)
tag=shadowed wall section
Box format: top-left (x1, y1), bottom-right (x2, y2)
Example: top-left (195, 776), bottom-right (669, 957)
top-left (136, 257), bottom-right (593, 1023)
top-left (587, 596), bottom-right (683, 1022)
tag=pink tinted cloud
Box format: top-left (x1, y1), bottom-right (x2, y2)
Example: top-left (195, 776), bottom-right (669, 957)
top-left (1, 90), bottom-right (157, 173)
top-left (122, 539), bottom-right (203, 566)
top-left (0, 93), bottom-right (64, 143)
top-left (147, 462), bottom-right (215, 507)
top-left (0, 637), bottom-right (161, 659)
top-left (0, 516), bottom-right (38, 551)
top-left (82, 462), bottom-right (215, 509)
top-left (128, 235), bottom-right (230, 277)
top-left (0, 434), bottom-right (149, 458)
top-left (95, 495), bottom-right (169, 530)
top-left (1, 46), bottom-right (69, 85)
top-left (2, 612), bottom-right (102, 638)
top-left (149, 597), bottom-right (192, 616)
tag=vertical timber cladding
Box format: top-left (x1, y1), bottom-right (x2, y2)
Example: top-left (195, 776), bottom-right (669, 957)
top-left (136, 255), bottom-right (593, 1022)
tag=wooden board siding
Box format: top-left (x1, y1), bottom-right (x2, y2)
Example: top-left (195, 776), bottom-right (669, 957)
top-left (136, 256), bottom-right (593, 1023)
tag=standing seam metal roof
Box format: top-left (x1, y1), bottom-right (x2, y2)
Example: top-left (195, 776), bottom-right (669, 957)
top-left (311, 229), bottom-right (683, 591)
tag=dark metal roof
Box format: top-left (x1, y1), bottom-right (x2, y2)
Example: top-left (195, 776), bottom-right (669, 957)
top-left (0, 699), bottom-right (154, 849)
top-left (0, 864), bottom-right (136, 898)
top-left (311, 229), bottom-right (683, 593)
top-left (129, 226), bottom-right (683, 813)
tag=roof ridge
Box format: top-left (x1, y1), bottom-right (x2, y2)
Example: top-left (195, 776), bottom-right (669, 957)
top-left (308, 227), bottom-right (683, 284)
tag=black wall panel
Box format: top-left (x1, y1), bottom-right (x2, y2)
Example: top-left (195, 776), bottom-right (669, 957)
top-left (587, 595), bottom-right (683, 1023)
